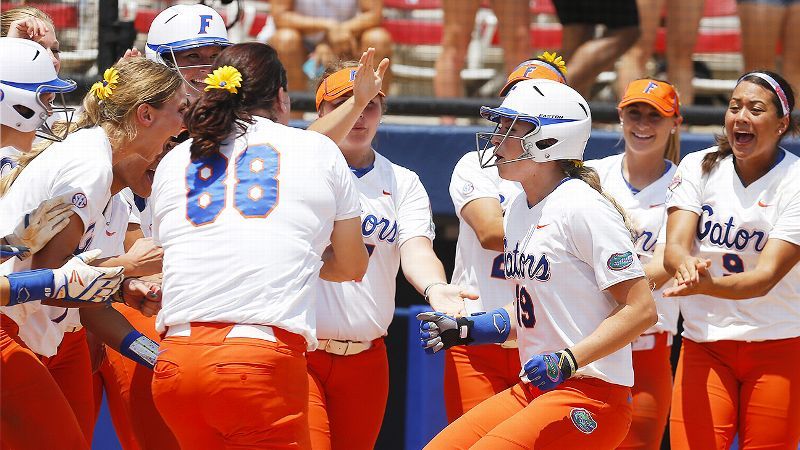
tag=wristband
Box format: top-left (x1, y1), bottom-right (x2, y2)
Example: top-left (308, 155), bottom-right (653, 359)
top-left (423, 282), bottom-right (447, 303)
top-left (469, 308), bottom-right (511, 344)
top-left (559, 348), bottom-right (579, 378)
top-left (120, 330), bottom-right (158, 369)
top-left (6, 269), bottom-right (54, 306)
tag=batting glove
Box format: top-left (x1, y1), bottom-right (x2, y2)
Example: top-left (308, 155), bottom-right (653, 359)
top-left (417, 308), bottom-right (511, 354)
top-left (5, 195), bottom-right (74, 256)
top-left (520, 348), bottom-right (578, 392)
top-left (51, 249), bottom-right (125, 302)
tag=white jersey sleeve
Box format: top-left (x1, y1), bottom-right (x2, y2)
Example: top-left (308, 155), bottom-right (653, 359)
top-left (450, 151), bottom-right (505, 215)
top-left (396, 171), bottom-right (435, 246)
top-left (768, 189), bottom-right (800, 246)
top-left (330, 151), bottom-right (362, 221)
top-left (667, 148), bottom-right (715, 214)
top-left (0, 146), bottom-right (21, 177)
top-left (567, 197), bottom-right (644, 291)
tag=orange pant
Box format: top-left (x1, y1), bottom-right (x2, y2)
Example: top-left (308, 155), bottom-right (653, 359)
top-left (443, 344), bottom-right (521, 423)
top-left (425, 378), bottom-right (633, 449)
top-left (39, 327), bottom-right (95, 444)
top-left (617, 333), bottom-right (673, 450)
top-left (307, 338), bottom-right (389, 450)
top-left (92, 304), bottom-right (177, 450)
top-left (152, 323), bottom-right (311, 450)
top-left (670, 337), bottom-right (800, 450)
top-left (0, 315), bottom-right (88, 450)
top-left (93, 354), bottom-right (141, 450)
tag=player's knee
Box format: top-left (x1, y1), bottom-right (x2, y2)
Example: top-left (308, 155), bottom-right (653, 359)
top-left (270, 28), bottom-right (303, 53)
top-left (361, 27), bottom-right (393, 56)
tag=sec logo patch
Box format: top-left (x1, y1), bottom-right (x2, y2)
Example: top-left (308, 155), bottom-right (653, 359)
top-left (607, 251), bottom-right (634, 271)
top-left (462, 181), bottom-right (474, 195)
top-left (72, 192), bottom-right (88, 209)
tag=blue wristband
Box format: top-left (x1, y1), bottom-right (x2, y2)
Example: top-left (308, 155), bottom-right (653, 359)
top-left (6, 269), bottom-right (54, 306)
top-left (469, 308), bottom-right (511, 344)
top-left (120, 330), bottom-right (159, 369)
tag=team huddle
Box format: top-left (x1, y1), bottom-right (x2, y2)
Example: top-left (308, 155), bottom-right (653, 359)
top-left (1, 3), bottom-right (799, 450)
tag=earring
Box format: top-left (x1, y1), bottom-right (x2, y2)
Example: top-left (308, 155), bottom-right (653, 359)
top-left (670, 128), bottom-right (676, 135)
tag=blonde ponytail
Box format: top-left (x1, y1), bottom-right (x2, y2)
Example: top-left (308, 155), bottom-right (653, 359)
top-left (558, 160), bottom-right (637, 242)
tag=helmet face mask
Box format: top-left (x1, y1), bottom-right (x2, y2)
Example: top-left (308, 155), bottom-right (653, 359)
top-left (0, 38), bottom-right (77, 141)
top-left (476, 79), bottom-right (591, 168)
top-left (145, 4), bottom-right (230, 93)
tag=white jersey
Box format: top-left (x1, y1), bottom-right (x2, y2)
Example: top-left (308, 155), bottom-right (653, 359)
top-left (120, 188), bottom-right (153, 237)
top-left (0, 127), bottom-right (113, 356)
top-left (0, 146), bottom-right (21, 177)
top-left (504, 179), bottom-right (645, 387)
top-left (152, 116), bottom-right (361, 350)
top-left (667, 147), bottom-right (800, 342)
top-left (450, 151), bottom-right (521, 313)
top-left (587, 154), bottom-right (679, 335)
top-left (315, 152), bottom-right (435, 341)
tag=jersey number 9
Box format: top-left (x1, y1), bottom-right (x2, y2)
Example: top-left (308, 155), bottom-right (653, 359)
top-left (185, 144), bottom-right (280, 226)
top-left (515, 284), bottom-right (535, 328)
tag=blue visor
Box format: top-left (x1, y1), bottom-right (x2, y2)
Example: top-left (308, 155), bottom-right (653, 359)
top-left (2, 78), bottom-right (77, 93)
top-left (480, 106), bottom-right (578, 126)
top-left (148, 36), bottom-right (230, 54)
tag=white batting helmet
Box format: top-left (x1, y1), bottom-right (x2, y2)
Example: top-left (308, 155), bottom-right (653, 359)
top-left (145, 4), bottom-right (230, 67)
top-left (477, 79), bottom-right (591, 167)
top-left (0, 38), bottom-right (76, 140)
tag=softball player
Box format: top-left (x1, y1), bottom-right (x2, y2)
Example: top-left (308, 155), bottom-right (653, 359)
top-left (0, 57), bottom-right (185, 443)
top-left (150, 42), bottom-right (367, 449)
top-left (585, 79), bottom-right (681, 450)
top-left (419, 79), bottom-right (657, 449)
top-left (664, 71), bottom-right (800, 449)
top-left (444, 52), bottom-right (568, 422)
top-left (309, 56), bottom-right (471, 449)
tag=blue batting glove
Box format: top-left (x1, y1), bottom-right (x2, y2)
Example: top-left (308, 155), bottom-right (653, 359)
top-left (520, 348), bottom-right (578, 392)
top-left (417, 308), bottom-right (511, 354)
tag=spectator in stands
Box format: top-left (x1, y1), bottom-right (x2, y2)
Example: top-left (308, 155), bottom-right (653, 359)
top-left (270, 0), bottom-right (393, 94)
top-left (737, 0), bottom-right (800, 102)
top-left (617, 0), bottom-right (705, 104)
top-left (552, 0), bottom-right (641, 98)
top-left (434, 0), bottom-right (530, 124)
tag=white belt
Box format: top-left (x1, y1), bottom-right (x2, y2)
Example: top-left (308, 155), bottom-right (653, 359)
top-left (317, 339), bottom-right (372, 356)
top-left (165, 323), bottom-right (277, 343)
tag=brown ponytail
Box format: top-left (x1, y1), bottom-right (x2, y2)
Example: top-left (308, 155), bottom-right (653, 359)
top-left (186, 42), bottom-right (288, 160)
top-left (558, 160), bottom-right (638, 242)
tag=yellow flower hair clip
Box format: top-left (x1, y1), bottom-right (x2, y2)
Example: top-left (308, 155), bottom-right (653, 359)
top-left (204, 66), bottom-right (242, 94)
top-left (539, 51), bottom-right (567, 75)
top-left (90, 67), bottom-right (119, 101)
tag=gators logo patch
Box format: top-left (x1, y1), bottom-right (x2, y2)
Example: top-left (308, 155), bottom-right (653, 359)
top-left (607, 251), bottom-right (634, 271)
top-left (543, 354), bottom-right (560, 381)
top-left (570, 408), bottom-right (597, 434)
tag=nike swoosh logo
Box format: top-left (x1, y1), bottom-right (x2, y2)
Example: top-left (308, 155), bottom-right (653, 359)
top-left (758, 200), bottom-right (771, 207)
top-left (105, 230), bottom-right (116, 236)
top-left (649, 203), bottom-right (665, 208)
top-left (383, 190), bottom-right (391, 196)
top-left (535, 224), bottom-right (549, 229)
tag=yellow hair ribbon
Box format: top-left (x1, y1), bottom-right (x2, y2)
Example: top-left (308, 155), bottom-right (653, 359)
top-left (204, 65), bottom-right (243, 94)
top-left (538, 51), bottom-right (567, 75)
top-left (89, 67), bottom-right (119, 101)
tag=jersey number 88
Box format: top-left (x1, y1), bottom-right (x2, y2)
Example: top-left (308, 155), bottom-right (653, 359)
top-left (185, 144), bottom-right (280, 226)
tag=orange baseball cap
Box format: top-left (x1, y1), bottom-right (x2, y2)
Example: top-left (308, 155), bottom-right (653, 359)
top-left (315, 67), bottom-right (385, 111)
top-left (499, 59), bottom-right (567, 96)
top-left (618, 79), bottom-right (680, 117)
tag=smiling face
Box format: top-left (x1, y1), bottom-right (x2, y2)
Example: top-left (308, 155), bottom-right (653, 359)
top-left (492, 117), bottom-right (537, 182)
top-left (118, 85), bottom-right (190, 196)
top-left (172, 45), bottom-right (224, 100)
top-left (619, 102), bottom-right (678, 157)
top-left (318, 93), bottom-right (383, 154)
top-left (725, 80), bottom-right (788, 164)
